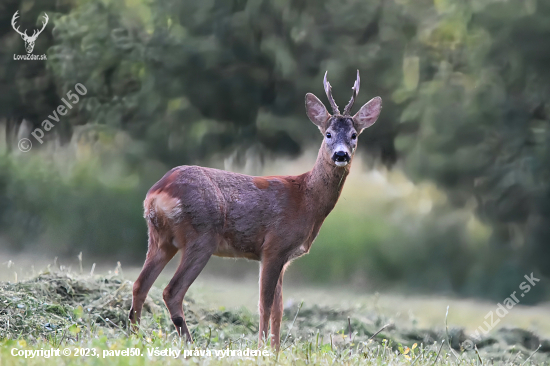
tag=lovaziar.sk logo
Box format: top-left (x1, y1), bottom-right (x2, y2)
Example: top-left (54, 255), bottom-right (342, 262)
top-left (12, 10), bottom-right (48, 61)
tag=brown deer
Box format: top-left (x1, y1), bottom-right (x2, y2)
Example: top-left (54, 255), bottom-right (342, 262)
top-left (129, 71), bottom-right (382, 349)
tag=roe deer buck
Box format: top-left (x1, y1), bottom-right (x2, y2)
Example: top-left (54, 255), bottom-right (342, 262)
top-left (129, 71), bottom-right (382, 349)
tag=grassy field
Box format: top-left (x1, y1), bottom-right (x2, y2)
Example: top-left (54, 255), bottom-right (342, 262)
top-left (1, 261), bottom-right (549, 365)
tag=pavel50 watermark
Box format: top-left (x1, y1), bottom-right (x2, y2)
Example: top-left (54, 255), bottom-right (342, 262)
top-left (18, 83), bottom-right (87, 152)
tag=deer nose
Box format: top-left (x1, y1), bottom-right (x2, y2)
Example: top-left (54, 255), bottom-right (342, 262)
top-left (332, 151), bottom-right (350, 163)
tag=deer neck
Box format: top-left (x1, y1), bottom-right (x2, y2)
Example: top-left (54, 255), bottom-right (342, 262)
top-left (305, 143), bottom-right (350, 217)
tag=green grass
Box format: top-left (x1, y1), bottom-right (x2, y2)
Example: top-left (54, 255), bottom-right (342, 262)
top-left (0, 269), bottom-right (549, 365)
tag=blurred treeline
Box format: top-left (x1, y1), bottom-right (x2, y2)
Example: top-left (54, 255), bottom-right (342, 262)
top-left (0, 0), bottom-right (549, 301)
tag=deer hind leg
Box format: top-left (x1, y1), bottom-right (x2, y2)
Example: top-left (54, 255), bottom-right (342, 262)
top-left (163, 233), bottom-right (218, 342)
top-left (129, 226), bottom-right (177, 333)
top-left (258, 256), bottom-right (286, 348)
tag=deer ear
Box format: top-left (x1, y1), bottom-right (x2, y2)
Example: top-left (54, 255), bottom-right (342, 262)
top-left (305, 93), bottom-right (330, 130)
top-left (353, 96), bottom-right (382, 133)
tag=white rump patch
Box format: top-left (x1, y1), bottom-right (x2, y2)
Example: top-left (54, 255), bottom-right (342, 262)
top-left (152, 192), bottom-right (182, 221)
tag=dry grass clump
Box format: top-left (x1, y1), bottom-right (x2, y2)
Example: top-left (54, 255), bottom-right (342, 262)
top-left (0, 271), bottom-right (155, 340)
top-left (0, 268), bottom-right (258, 344)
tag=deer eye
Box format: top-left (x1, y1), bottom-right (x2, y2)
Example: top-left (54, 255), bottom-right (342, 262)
top-left (326, 132), bottom-right (332, 139)
top-left (351, 133), bottom-right (357, 139)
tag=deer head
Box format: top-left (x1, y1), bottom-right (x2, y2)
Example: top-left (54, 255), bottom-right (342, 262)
top-left (305, 70), bottom-right (382, 167)
top-left (11, 11), bottom-right (48, 54)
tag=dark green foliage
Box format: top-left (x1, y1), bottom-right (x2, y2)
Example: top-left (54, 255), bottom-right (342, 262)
top-left (0, 154), bottom-right (147, 259)
top-left (1, 0), bottom-right (550, 299)
top-left (394, 0), bottom-right (550, 278)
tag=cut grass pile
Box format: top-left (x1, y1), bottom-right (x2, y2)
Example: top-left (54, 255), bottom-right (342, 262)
top-left (0, 268), bottom-right (549, 365)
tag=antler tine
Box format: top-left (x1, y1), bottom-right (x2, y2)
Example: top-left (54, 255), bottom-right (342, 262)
top-left (323, 71), bottom-right (340, 115)
top-left (343, 70), bottom-right (360, 116)
top-left (11, 11), bottom-right (28, 37)
top-left (42, 14), bottom-right (49, 28)
top-left (33, 13), bottom-right (49, 38)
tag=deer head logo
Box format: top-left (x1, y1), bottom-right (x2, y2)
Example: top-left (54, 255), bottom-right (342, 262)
top-left (11, 11), bottom-right (48, 54)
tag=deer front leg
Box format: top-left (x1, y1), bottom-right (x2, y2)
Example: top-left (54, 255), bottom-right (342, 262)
top-left (269, 268), bottom-right (285, 350)
top-left (258, 256), bottom-right (285, 348)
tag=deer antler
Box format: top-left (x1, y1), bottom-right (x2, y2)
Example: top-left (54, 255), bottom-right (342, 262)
top-left (323, 71), bottom-right (340, 115)
top-left (11, 11), bottom-right (29, 38)
top-left (29, 13), bottom-right (48, 40)
top-left (343, 70), bottom-right (360, 116)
